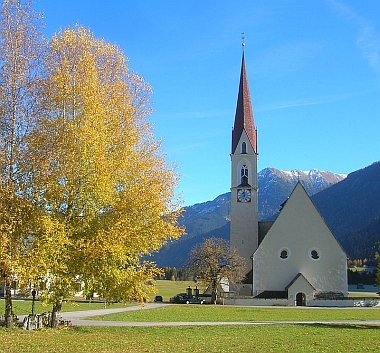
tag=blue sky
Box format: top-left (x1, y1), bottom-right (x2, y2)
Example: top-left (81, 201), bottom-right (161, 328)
top-left (35, 0), bottom-right (380, 206)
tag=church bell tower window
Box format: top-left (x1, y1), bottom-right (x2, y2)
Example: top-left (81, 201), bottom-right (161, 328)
top-left (241, 165), bottom-right (249, 186)
top-left (241, 142), bottom-right (247, 154)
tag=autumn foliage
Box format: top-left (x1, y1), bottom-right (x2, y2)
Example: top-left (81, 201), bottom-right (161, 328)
top-left (0, 1), bottom-right (183, 328)
top-left (186, 238), bottom-right (247, 304)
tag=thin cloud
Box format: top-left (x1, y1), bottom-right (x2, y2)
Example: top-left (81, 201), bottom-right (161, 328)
top-left (253, 41), bottom-right (323, 78)
top-left (328, 0), bottom-right (380, 76)
top-left (258, 92), bottom-right (359, 112)
top-left (154, 109), bottom-right (232, 120)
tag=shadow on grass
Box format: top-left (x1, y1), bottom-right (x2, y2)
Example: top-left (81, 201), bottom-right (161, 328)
top-left (300, 323), bottom-right (380, 330)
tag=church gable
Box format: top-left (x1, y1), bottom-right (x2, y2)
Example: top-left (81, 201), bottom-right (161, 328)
top-left (258, 182), bottom-right (344, 254)
top-left (252, 182), bottom-right (348, 296)
top-left (285, 273), bottom-right (315, 292)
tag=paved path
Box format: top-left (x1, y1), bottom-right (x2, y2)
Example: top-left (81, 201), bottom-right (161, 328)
top-left (61, 303), bottom-right (168, 326)
top-left (55, 304), bottom-right (380, 327)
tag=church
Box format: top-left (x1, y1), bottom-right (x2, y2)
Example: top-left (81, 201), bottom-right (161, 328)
top-left (229, 46), bottom-right (349, 306)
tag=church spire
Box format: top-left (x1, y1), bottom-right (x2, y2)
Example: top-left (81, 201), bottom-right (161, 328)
top-left (231, 47), bottom-right (257, 154)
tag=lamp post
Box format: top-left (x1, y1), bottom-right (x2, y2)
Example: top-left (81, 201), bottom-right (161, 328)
top-left (31, 289), bottom-right (36, 315)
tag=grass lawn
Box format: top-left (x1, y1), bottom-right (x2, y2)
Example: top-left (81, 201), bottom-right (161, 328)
top-left (349, 291), bottom-right (379, 297)
top-left (1, 281), bottom-right (379, 353)
top-left (1, 294), bottom-right (380, 353)
top-left (148, 280), bottom-right (196, 301)
top-left (0, 324), bottom-right (379, 353)
top-left (0, 299), bottom-right (128, 317)
top-left (87, 304), bottom-right (380, 322)
top-left (0, 280), bottom-right (195, 317)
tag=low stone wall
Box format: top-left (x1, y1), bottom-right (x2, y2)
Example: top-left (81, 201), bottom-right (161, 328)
top-left (308, 299), bottom-right (355, 307)
top-left (222, 296), bottom-right (360, 307)
top-left (222, 296), bottom-right (289, 306)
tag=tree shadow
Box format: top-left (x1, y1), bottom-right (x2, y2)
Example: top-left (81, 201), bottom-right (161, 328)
top-left (300, 323), bottom-right (380, 330)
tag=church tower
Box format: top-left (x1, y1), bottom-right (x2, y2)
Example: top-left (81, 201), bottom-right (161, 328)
top-left (230, 46), bottom-right (258, 275)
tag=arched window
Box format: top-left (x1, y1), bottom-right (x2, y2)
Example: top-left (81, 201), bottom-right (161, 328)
top-left (241, 142), bottom-right (247, 154)
top-left (310, 250), bottom-right (319, 260)
top-left (309, 248), bottom-right (321, 260)
top-left (278, 247), bottom-right (290, 260)
top-left (241, 165), bottom-right (249, 186)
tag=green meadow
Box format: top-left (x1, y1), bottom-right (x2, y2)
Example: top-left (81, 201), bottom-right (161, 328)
top-left (0, 280), bottom-right (195, 318)
top-left (0, 322), bottom-right (379, 353)
top-left (88, 304), bottom-right (380, 323)
top-left (1, 303), bottom-right (380, 353)
top-left (1, 299), bottom-right (127, 317)
top-left (1, 281), bottom-right (379, 352)
top-left (149, 280), bottom-right (196, 301)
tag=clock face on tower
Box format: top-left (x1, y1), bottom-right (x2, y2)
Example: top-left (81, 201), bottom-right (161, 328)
top-left (237, 188), bottom-right (251, 203)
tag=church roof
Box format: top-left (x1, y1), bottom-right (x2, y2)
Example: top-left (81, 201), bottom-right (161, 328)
top-left (258, 221), bottom-right (274, 245)
top-left (231, 51), bottom-right (257, 154)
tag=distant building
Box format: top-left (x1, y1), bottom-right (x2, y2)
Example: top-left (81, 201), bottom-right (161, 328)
top-left (229, 46), bottom-right (348, 306)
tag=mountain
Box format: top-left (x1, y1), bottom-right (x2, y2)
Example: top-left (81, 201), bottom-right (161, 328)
top-left (178, 193), bottom-right (230, 239)
top-left (312, 161), bottom-right (380, 261)
top-left (151, 167), bottom-right (346, 268)
top-left (150, 195), bottom-right (231, 268)
top-left (259, 168), bottom-right (346, 220)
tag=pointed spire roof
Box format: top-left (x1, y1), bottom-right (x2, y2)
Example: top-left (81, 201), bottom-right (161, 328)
top-left (231, 50), bottom-right (257, 154)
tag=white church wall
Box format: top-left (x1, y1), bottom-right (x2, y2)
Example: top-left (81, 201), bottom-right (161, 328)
top-left (309, 299), bottom-right (355, 307)
top-left (222, 297), bottom-right (354, 307)
top-left (286, 274), bottom-right (314, 306)
top-left (252, 184), bottom-right (348, 297)
top-left (223, 297), bottom-right (289, 306)
top-left (230, 132), bottom-right (258, 269)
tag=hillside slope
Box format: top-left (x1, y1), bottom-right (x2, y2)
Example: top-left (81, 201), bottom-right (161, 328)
top-left (151, 167), bottom-right (346, 268)
top-left (312, 161), bottom-right (380, 260)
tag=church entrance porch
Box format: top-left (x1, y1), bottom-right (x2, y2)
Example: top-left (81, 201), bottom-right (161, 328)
top-left (296, 292), bottom-right (306, 306)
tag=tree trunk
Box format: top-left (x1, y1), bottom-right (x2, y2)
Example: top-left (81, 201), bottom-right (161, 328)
top-left (211, 290), bottom-right (217, 304)
top-left (4, 276), bottom-right (13, 328)
top-left (211, 280), bottom-right (218, 304)
top-left (50, 300), bottom-right (62, 328)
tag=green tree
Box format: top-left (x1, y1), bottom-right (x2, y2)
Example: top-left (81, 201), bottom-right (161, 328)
top-left (25, 25), bottom-right (183, 327)
top-left (0, 0), bottom-right (45, 328)
top-left (185, 238), bottom-right (247, 304)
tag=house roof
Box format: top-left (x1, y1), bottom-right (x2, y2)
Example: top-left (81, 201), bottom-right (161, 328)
top-left (231, 51), bottom-right (257, 154)
top-left (255, 290), bottom-right (288, 299)
top-left (285, 273), bottom-right (315, 290)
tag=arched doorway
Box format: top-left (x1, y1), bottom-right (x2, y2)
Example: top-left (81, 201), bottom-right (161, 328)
top-left (296, 292), bottom-right (306, 306)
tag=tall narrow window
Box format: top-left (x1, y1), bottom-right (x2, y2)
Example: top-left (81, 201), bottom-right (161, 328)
top-left (241, 142), bottom-right (247, 154)
top-left (241, 165), bottom-right (249, 186)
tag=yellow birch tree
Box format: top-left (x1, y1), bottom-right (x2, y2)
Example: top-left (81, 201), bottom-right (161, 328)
top-left (0, 0), bottom-right (44, 328)
top-left (25, 26), bottom-right (183, 327)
